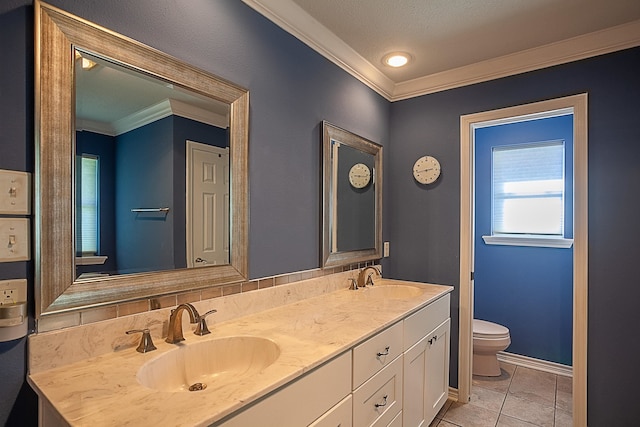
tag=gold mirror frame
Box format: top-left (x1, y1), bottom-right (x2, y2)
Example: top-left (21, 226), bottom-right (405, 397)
top-left (321, 121), bottom-right (382, 267)
top-left (34, 1), bottom-right (249, 317)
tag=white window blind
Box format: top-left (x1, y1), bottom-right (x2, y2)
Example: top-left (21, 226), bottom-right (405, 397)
top-left (492, 141), bottom-right (565, 236)
top-left (77, 155), bottom-right (99, 254)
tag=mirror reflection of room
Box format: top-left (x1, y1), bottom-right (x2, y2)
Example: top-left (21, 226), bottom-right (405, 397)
top-left (74, 50), bottom-right (231, 279)
top-left (332, 141), bottom-right (376, 252)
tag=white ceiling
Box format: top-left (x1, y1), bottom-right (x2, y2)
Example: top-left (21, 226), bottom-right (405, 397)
top-left (76, 52), bottom-right (229, 135)
top-left (243, 0), bottom-right (640, 100)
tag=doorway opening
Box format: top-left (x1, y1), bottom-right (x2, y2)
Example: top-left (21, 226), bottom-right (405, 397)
top-left (459, 94), bottom-right (588, 426)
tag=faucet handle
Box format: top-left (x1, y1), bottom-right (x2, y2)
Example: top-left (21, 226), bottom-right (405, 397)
top-left (348, 278), bottom-right (358, 290)
top-left (366, 273), bottom-right (375, 287)
top-left (194, 309), bottom-right (217, 336)
top-left (126, 328), bottom-right (157, 353)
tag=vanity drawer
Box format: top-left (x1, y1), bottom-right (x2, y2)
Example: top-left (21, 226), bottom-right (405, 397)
top-left (353, 321), bottom-right (403, 389)
top-left (404, 293), bottom-right (450, 350)
top-left (308, 394), bottom-right (352, 427)
top-left (353, 355), bottom-right (403, 427)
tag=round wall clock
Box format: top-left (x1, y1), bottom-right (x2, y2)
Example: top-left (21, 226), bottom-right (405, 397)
top-left (413, 155), bottom-right (441, 184)
top-left (349, 163), bottom-right (371, 188)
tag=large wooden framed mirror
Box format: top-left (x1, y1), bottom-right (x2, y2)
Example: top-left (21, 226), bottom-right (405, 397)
top-left (35, 1), bottom-right (249, 317)
top-left (321, 121), bottom-right (382, 267)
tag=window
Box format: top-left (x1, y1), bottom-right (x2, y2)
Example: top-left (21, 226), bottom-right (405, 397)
top-left (76, 155), bottom-right (99, 255)
top-left (483, 140), bottom-right (573, 248)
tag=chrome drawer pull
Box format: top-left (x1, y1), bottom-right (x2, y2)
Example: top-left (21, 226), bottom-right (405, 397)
top-left (376, 346), bottom-right (390, 357)
top-left (374, 394), bottom-right (388, 408)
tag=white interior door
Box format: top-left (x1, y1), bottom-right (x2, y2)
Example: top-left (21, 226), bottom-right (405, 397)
top-left (186, 140), bottom-right (229, 268)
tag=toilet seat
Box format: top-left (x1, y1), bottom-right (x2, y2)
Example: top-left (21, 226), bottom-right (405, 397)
top-left (473, 319), bottom-right (510, 339)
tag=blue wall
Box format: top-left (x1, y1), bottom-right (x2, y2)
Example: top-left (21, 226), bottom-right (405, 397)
top-left (387, 46), bottom-right (640, 424)
top-left (0, 1), bottom-right (37, 425)
top-left (474, 115), bottom-right (573, 365)
top-left (116, 117), bottom-right (176, 273)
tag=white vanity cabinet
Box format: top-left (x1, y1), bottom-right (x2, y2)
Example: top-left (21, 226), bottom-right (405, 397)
top-left (217, 293), bottom-right (451, 427)
top-left (216, 351), bottom-right (352, 427)
top-left (402, 294), bottom-right (451, 426)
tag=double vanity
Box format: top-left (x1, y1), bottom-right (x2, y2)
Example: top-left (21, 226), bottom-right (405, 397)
top-left (28, 271), bottom-right (452, 427)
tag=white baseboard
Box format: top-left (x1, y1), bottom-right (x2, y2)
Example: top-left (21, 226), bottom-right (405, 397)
top-left (497, 351), bottom-right (573, 377)
top-left (448, 387), bottom-right (459, 402)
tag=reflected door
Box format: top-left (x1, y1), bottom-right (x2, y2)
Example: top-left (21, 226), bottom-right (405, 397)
top-left (187, 141), bottom-right (230, 267)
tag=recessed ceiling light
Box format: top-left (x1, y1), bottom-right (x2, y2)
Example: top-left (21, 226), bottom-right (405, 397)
top-left (383, 52), bottom-right (411, 68)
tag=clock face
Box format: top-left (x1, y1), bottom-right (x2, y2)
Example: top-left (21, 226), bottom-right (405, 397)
top-left (413, 156), bottom-right (441, 184)
top-left (349, 163), bottom-right (371, 189)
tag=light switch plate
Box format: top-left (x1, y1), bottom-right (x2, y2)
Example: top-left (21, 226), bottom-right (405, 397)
top-left (0, 218), bottom-right (30, 262)
top-left (383, 241), bottom-right (390, 257)
top-left (0, 170), bottom-right (31, 215)
top-left (0, 279), bottom-right (27, 305)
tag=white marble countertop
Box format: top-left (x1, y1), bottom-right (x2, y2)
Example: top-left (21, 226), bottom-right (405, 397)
top-left (28, 278), bottom-right (452, 427)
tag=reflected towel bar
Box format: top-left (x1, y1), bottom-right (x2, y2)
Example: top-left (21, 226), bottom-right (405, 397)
top-left (131, 208), bottom-right (170, 212)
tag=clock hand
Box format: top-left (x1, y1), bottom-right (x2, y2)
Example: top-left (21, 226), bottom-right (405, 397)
top-left (415, 168), bottom-right (434, 173)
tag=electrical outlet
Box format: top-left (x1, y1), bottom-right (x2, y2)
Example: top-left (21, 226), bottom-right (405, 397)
top-left (0, 279), bottom-right (27, 305)
top-left (384, 241), bottom-right (390, 257)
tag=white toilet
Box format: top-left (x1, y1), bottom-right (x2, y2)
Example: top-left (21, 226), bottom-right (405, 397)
top-left (473, 319), bottom-right (511, 377)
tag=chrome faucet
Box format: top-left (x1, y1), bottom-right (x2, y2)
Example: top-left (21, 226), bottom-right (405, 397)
top-left (357, 266), bottom-right (381, 288)
top-left (166, 303), bottom-right (200, 344)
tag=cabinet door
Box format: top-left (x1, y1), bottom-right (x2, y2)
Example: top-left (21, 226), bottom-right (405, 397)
top-left (217, 351), bottom-right (351, 427)
top-left (308, 395), bottom-right (352, 427)
top-left (403, 318), bottom-right (450, 427)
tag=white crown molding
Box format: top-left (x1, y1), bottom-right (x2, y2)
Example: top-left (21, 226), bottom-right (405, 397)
top-left (241, 0), bottom-right (640, 101)
top-left (76, 118), bottom-right (116, 136)
top-left (392, 19), bottom-right (640, 101)
top-left (111, 99), bottom-right (174, 135)
top-left (241, 0), bottom-right (395, 98)
top-left (79, 99), bottom-right (229, 136)
top-left (168, 99), bottom-right (229, 130)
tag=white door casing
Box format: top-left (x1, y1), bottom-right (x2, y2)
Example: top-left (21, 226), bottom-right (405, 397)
top-left (186, 140), bottom-right (230, 268)
top-left (459, 94), bottom-right (588, 427)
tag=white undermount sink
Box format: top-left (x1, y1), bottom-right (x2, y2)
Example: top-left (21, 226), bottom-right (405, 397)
top-left (137, 336), bottom-right (280, 392)
top-left (356, 279), bottom-right (424, 299)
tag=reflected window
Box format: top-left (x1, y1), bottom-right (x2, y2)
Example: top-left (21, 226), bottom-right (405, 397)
top-left (77, 154), bottom-right (99, 254)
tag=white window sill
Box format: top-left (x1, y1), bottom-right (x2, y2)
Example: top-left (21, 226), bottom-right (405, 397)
top-left (75, 255), bottom-right (108, 265)
top-left (482, 235), bottom-right (573, 248)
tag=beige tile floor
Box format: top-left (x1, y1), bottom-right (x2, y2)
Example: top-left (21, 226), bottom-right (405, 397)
top-left (430, 362), bottom-right (573, 427)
